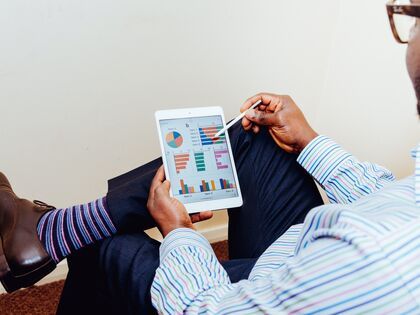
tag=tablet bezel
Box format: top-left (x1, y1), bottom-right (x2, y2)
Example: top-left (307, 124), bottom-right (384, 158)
top-left (155, 106), bottom-right (243, 213)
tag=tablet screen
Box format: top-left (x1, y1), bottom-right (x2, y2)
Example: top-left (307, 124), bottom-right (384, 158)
top-left (159, 115), bottom-right (239, 204)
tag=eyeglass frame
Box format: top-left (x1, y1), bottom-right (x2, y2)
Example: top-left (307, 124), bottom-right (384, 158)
top-left (386, 0), bottom-right (420, 44)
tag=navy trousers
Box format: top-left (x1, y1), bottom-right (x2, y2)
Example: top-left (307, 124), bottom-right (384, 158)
top-left (56, 125), bottom-right (323, 315)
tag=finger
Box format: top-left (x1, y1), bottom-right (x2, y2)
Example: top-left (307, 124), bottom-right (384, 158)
top-left (263, 95), bottom-right (289, 113)
top-left (240, 94), bottom-right (263, 113)
top-left (152, 166), bottom-right (165, 185)
top-left (191, 211), bottom-right (213, 223)
top-left (162, 180), bottom-right (171, 192)
top-left (241, 117), bottom-right (253, 131)
top-left (240, 93), bottom-right (273, 113)
top-left (149, 166), bottom-right (165, 199)
top-left (155, 180), bottom-right (171, 199)
top-left (252, 124), bottom-right (260, 134)
top-left (258, 104), bottom-right (267, 111)
top-left (245, 109), bottom-right (279, 126)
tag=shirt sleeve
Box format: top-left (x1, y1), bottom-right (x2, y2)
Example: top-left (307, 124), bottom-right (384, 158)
top-left (152, 223), bottom-right (412, 314)
top-left (152, 225), bottom-right (302, 314)
top-left (297, 135), bottom-right (395, 204)
top-left (153, 227), bottom-right (302, 315)
top-left (151, 228), bottom-right (232, 314)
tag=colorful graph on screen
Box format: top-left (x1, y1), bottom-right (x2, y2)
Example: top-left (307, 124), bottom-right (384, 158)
top-left (160, 116), bottom-right (239, 203)
top-left (166, 131), bottom-right (183, 148)
top-left (174, 153), bottom-right (190, 173)
top-left (214, 149), bottom-right (229, 170)
top-left (219, 178), bottom-right (236, 189)
top-left (194, 152), bottom-right (206, 172)
top-left (179, 179), bottom-right (195, 194)
top-left (199, 178), bottom-right (236, 192)
top-left (199, 179), bottom-right (216, 192)
top-left (199, 126), bottom-right (225, 146)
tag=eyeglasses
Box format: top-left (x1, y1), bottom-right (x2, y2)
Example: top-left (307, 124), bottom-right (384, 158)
top-left (386, 0), bottom-right (420, 43)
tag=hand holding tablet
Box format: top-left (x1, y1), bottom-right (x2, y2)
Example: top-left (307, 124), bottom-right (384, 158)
top-left (155, 107), bottom-right (243, 213)
top-left (147, 165), bottom-right (214, 236)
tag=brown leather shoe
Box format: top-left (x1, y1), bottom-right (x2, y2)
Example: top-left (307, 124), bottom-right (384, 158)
top-left (0, 172), bottom-right (56, 293)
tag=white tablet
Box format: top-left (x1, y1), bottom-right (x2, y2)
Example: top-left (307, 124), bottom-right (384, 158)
top-left (155, 107), bottom-right (243, 213)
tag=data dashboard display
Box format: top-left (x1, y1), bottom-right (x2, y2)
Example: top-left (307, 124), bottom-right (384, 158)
top-left (159, 115), bottom-right (239, 204)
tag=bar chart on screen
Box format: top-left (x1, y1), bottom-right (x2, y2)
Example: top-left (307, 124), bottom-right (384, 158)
top-left (199, 126), bottom-right (225, 146)
top-left (179, 179), bottom-right (195, 195)
top-left (200, 179), bottom-right (216, 192)
top-left (199, 178), bottom-right (236, 192)
top-left (194, 152), bottom-right (206, 172)
top-left (174, 153), bottom-right (190, 173)
top-left (159, 115), bottom-right (239, 204)
top-left (219, 178), bottom-right (236, 189)
top-left (214, 149), bottom-right (229, 170)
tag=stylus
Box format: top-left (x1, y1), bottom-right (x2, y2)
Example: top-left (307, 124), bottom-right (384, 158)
top-left (213, 100), bottom-right (262, 138)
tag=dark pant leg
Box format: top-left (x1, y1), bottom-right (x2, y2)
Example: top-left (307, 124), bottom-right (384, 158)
top-left (98, 233), bottom-right (161, 315)
top-left (57, 233), bottom-right (160, 315)
top-left (222, 258), bottom-right (258, 282)
top-left (227, 125), bottom-right (323, 259)
top-left (98, 234), bottom-right (259, 314)
top-left (56, 243), bottom-right (112, 315)
top-left (106, 158), bottom-right (162, 233)
top-left (59, 233), bottom-right (257, 315)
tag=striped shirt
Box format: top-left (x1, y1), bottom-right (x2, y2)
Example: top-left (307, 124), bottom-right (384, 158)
top-left (151, 136), bottom-right (420, 314)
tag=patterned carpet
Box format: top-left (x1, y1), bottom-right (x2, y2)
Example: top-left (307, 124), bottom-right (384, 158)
top-left (0, 240), bottom-right (228, 315)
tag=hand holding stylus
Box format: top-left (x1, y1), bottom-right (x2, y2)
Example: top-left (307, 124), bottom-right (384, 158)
top-left (213, 100), bottom-right (262, 138)
top-left (241, 93), bottom-right (318, 154)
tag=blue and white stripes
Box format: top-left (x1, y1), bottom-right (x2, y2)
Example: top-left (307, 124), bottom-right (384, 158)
top-left (37, 197), bottom-right (116, 262)
top-left (151, 137), bottom-right (420, 314)
top-left (297, 136), bottom-right (395, 204)
top-left (154, 229), bottom-right (232, 314)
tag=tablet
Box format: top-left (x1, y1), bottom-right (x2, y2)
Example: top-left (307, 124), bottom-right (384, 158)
top-left (155, 107), bottom-right (243, 213)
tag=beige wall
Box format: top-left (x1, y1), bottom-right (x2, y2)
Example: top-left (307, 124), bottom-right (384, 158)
top-left (1, 0), bottom-right (419, 237)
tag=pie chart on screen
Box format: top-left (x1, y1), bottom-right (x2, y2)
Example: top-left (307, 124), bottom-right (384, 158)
top-left (166, 131), bottom-right (183, 148)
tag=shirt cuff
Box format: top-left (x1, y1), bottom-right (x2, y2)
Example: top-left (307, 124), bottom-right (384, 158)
top-left (297, 135), bottom-right (352, 185)
top-left (159, 228), bottom-right (214, 262)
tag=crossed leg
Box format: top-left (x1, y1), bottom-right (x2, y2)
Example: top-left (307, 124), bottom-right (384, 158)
top-left (56, 125), bottom-right (323, 315)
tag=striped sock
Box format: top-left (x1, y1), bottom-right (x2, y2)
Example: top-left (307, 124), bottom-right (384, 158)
top-left (36, 197), bottom-right (117, 263)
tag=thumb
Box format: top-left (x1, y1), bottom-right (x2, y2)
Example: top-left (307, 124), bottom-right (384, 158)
top-left (245, 109), bottom-right (279, 126)
top-left (190, 211), bottom-right (213, 223)
top-left (162, 180), bottom-right (171, 193)
top-left (156, 180), bottom-right (171, 198)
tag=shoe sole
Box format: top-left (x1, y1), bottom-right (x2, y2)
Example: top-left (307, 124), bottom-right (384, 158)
top-left (0, 239), bottom-right (57, 293)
